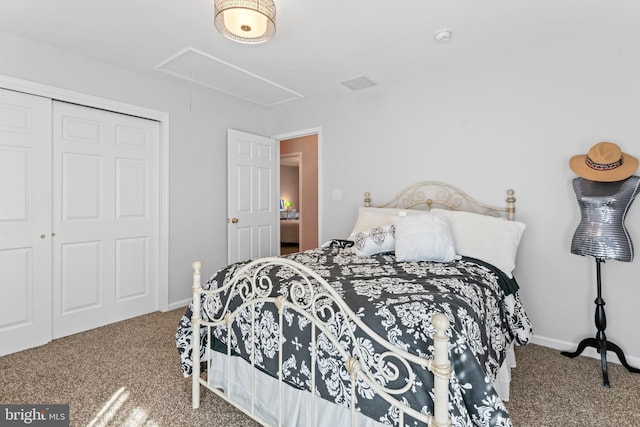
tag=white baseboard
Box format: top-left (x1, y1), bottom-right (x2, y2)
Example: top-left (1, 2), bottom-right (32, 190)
top-left (531, 334), bottom-right (640, 369)
top-left (165, 299), bottom-right (191, 312)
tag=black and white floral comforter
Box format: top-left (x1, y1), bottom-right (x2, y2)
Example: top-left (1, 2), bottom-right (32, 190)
top-left (176, 246), bottom-right (532, 427)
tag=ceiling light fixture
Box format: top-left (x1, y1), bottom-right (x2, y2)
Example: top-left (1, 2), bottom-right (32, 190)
top-left (214, 0), bottom-right (276, 44)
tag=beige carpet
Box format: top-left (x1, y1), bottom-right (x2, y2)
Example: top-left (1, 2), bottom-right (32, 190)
top-left (1, 308), bottom-right (639, 426)
top-left (507, 343), bottom-right (640, 426)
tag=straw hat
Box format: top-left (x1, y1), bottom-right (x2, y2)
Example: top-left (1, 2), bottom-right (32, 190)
top-left (569, 142), bottom-right (638, 182)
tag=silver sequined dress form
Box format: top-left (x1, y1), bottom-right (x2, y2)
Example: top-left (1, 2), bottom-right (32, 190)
top-left (571, 176), bottom-right (640, 262)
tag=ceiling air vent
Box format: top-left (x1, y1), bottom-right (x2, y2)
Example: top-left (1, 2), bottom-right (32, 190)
top-left (340, 76), bottom-right (377, 91)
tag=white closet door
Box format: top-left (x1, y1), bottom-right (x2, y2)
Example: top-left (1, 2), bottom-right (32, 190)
top-left (0, 88), bottom-right (52, 356)
top-left (52, 102), bottom-right (159, 338)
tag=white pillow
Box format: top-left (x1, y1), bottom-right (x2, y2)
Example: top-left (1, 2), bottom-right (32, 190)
top-left (392, 214), bottom-right (457, 262)
top-left (353, 225), bottom-right (396, 257)
top-left (431, 209), bottom-right (525, 277)
top-left (348, 207), bottom-right (423, 240)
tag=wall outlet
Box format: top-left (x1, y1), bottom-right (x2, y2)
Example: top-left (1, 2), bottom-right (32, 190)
top-left (332, 189), bottom-right (343, 200)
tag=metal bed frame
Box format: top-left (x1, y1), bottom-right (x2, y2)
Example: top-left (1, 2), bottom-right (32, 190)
top-left (190, 182), bottom-right (517, 427)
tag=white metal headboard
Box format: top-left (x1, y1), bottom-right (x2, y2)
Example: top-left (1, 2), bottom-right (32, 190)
top-left (364, 181), bottom-right (516, 220)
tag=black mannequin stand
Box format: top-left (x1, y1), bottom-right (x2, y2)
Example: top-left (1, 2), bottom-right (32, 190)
top-left (561, 258), bottom-right (640, 387)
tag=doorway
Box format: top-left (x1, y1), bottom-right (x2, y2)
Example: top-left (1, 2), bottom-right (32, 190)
top-left (280, 153), bottom-right (301, 254)
top-left (279, 133), bottom-right (319, 253)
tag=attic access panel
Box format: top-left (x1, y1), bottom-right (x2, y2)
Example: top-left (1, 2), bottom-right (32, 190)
top-left (156, 48), bottom-right (303, 107)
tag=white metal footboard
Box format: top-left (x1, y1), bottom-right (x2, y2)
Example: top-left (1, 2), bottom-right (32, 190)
top-left (191, 258), bottom-right (452, 427)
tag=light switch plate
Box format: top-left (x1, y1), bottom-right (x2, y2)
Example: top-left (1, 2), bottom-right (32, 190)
top-left (332, 189), bottom-right (343, 200)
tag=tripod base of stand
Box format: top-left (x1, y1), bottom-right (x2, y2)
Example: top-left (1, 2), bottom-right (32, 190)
top-left (561, 337), bottom-right (640, 387)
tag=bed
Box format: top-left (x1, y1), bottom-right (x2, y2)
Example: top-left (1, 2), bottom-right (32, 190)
top-left (281, 219), bottom-right (300, 244)
top-left (176, 181), bottom-right (532, 427)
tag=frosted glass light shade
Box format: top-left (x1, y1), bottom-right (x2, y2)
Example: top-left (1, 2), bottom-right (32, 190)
top-left (214, 0), bottom-right (276, 44)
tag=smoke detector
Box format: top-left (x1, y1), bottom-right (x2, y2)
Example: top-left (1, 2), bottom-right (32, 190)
top-left (433, 29), bottom-right (453, 43)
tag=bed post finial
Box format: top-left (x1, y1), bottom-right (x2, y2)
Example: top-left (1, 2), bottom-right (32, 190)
top-left (364, 192), bottom-right (371, 207)
top-left (192, 261), bottom-right (202, 274)
top-left (506, 189), bottom-right (516, 221)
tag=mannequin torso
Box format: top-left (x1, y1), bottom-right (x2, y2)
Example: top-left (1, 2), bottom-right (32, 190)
top-left (571, 175), bottom-right (640, 261)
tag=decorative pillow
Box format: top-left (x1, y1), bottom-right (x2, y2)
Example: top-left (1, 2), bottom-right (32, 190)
top-left (431, 209), bottom-right (526, 277)
top-left (348, 207), bottom-right (423, 240)
top-left (392, 214), bottom-right (457, 262)
top-left (353, 225), bottom-right (396, 257)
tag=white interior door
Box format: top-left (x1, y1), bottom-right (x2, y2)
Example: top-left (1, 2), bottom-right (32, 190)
top-left (0, 88), bottom-right (52, 356)
top-left (227, 129), bottom-right (278, 264)
top-left (52, 101), bottom-right (159, 338)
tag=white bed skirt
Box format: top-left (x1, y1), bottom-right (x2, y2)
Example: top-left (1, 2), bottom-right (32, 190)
top-left (494, 342), bottom-right (516, 402)
top-left (208, 349), bottom-right (385, 427)
top-left (205, 343), bottom-right (516, 427)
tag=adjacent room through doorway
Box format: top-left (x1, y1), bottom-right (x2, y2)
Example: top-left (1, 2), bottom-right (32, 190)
top-left (279, 133), bottom-right (318, 255)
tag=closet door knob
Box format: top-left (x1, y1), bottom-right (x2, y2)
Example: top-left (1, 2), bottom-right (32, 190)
top-left (40, 234), bottom-right (46, 239)
top-left (51, 232), bottom-right (56, 237)
top-left (229, 218), bottom-right (239, 224)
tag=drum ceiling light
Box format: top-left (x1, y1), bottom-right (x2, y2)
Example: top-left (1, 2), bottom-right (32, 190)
top-left (214, 0), bottom-right (276, 44)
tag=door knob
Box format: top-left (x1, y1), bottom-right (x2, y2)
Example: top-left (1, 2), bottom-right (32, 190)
top-left (229, 218), bottom-right (239, 224)
top-left (40, 234), bottom-right (46, 239)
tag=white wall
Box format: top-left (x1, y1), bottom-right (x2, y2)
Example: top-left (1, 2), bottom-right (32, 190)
top-left (270, 47), bottom-right (640, 365)
top-left (0, 31), bottom-right (270, 308)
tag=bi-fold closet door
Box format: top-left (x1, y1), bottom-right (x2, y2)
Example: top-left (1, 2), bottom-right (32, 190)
top-left (0, 88), bottom-right (52, 355)
top-left (0, 88), bottom-right (159, 355)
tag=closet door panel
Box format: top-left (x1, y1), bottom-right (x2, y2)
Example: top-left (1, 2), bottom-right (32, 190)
top-left (116, 157), bottom-right (147, 219)
top-left (115, 237), bottom-right (148, 300)
top-left (0, 88), bottom-right (52, 356)
top-left (52, 102), bottom-right (159, 338)
top-left (61, 152), bottom-right (102, 221)
top-left (0, 249), bottom-right (32, 328)
top-left (60, 241), bottom-right (102, 313)
top-left (0, 148), bottom-right (28, 221)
